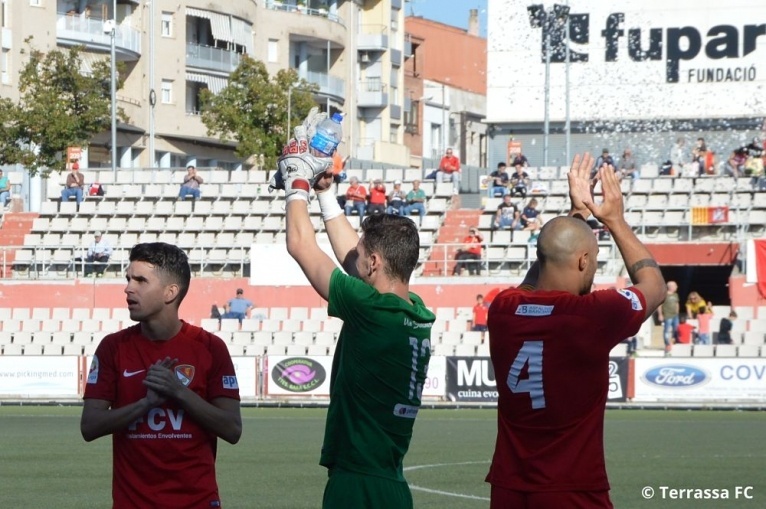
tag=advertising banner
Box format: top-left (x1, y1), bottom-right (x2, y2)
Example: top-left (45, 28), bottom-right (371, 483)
top-left (231, 357), bottom-right (258, 399)
top-left (446, 356), bottom-right (630, 403)
top-left (265, 356), bottom-right (334, 397)
top-left (423, 355), bottom-right (447, 399)
top-left (633, 358), bottom-right (766, 402)
top-left (0, 356), bottom-right (80, 398)
top-left (607, 357), bottom-right (630, 402)
top-left (446, 357), bottom-right (497, 402)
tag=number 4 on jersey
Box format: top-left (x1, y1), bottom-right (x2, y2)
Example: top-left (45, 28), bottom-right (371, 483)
top-left (506, 340), bottom-right (546, 409)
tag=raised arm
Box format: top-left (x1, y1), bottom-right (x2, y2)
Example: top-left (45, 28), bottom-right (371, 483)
top-left (582, 165), bottom-right (666, 319)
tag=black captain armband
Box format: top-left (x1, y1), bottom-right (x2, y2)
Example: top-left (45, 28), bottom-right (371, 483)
top-left (628, 258), bottom-right (660, 281)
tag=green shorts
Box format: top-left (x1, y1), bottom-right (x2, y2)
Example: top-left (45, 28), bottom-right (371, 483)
top-left (322, 468), bottom-right (413, 509)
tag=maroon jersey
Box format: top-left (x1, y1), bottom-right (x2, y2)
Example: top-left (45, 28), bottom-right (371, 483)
top-left (84, 322), bottom-right (240, 508)
top-left (486, 287), bottom-right (646, 492)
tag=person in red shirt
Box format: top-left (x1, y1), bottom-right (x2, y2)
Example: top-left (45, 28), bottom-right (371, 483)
top-left (81, 243), bottom-right (242, 509)
top-left (367, 179), bottom-right (387, 215)
top-left (676, 314), bottom-right (696, 344)
top-left (452, 227), bottom-right (483, 276)
top-left (486, 154), bottom-right (666, 508)
top-left (436, 147), bottom-right (461, 195)
top-left (344, 176), bottom-right (367, 217)
top-left (472, 294), bottom-right (489, 341)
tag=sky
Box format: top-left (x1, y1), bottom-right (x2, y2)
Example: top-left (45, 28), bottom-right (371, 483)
top-left (406, 0), bottom-right (489, 38)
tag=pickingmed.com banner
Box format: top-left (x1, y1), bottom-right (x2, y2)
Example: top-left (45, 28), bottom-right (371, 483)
top-left (0, 356), bottom-right (80, 398)
top-left (633, 358), bottom-right (766, 402)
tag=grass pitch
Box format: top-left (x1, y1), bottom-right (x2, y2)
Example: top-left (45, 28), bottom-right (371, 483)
top-left (0, 406), bottom-right (764, 508)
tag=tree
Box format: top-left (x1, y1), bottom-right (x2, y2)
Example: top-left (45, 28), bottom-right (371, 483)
top-left (0, 40), bottom-right (124, 176)
top-left (200, 57), bottom-right (318, 170)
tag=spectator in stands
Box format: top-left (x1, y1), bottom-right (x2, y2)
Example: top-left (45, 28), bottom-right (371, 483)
top-left (676, 314), bottom-right (695, 344)
top-left (692, 137), bottom-right (708, 174)
top-left (520, 198), bottom-right (543, 231)
top-left (619, 148), bottom-right (639, 181)
top-left (725, 148), bottom-right (747, 178)
top-left (331, 151), bottom-right (349, 183)
top-left (367, 179), bottom-right (387, 216)
top-left (696, 303), bottom-right (713, 345)
top-left (472, 294), bottom-right (489, 341)
top-left (453, 227), bottom-right (483, 276)
top-left (486, 154), bottom-right (666, 508)
top-left (280, 138), bottom-right (434, 507)
top-left (227, 288), bottom-right (253, 324)
top-left (685, 291), bottom-right (707, 318)
top-left (511, 152), bottom-right (529, 167)
top-left (657, 280), bottom-right (680, 356)
top-left (492, 194), bottom-right (522, 232)
top-left (343, 176), bottom-right (367, 217)
top-left (0, 169), bottom-right (10, 210)
top-left (436, 147), bottom-right (461, 195)
top-left (386, 180), bottom-right (407, 216)
top-left (489, 162), bottom-right (510, 197)
top-left (81, 242), bottom-right (241, 508)
top-left (717, 310), bottom-right (736, 344)
top-left (61, 161), bottom-right (85, 204)
top-left (404, 179), bottom-right (427, 226)
top-left (83, 231), bottom-right (112, 277)
top-left (509, 163), bottom-right (531, 198)
top-left (178, 165), bottom-right (203, 200)
top-left (671, 137), bottom-right (686, 171)
top-left (592, 149), bottom-right (615, 178)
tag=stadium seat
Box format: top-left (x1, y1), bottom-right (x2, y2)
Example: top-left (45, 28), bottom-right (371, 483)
top-left (293, 332), bottom-right (314, 347)
top-left (314, 332), bottom-right (336, 347)
top-left (454, 344), bottom-right (476, 357)
top-left (671, 344), bottom-right (692, 356)
top-left (737, 345), bottom-right (760, 357)
top-left (307, 345), bottom-right (328, 356)
top-left (692, 345), bottom-right (714, 357)
top-left (3, 344), bottom-right (23, 355)
top-left (62, 344), bottom-right (83, 356)
top-left (266, 345), bottom-right (286, 356)
top-left (715, 345), bottom-right (737, 357)
top-left (461, 331), bottom-right (484, 346)
top-left (24, 344), bottom-right (43, 355)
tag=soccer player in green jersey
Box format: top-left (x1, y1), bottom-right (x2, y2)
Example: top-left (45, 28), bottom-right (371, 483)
top-left (274, 111), bottom-right (435, 509)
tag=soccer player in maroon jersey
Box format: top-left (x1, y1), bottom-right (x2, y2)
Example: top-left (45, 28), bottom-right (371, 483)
top-left (81, 243), bottom-right (241, 509)
top-left (486, 155), bottom-right (666, 508)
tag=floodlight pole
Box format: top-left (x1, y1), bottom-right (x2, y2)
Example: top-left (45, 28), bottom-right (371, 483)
top-left (110, 0), bottom-right (117, 173)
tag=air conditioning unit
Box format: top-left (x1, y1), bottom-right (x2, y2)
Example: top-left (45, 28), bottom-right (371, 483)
top-left (360, 52), bottom-right (370, 63)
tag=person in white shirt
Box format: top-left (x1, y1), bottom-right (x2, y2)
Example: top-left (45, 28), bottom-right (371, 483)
top-left (84, 231), bottom-right (113, 277)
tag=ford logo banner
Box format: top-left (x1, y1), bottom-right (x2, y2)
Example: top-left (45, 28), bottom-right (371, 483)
top-left (642, 365), bottom-right (711, 388)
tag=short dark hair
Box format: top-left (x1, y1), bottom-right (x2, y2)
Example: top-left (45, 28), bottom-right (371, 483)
top-left (187, 165), bottom-right (195, 170)
top-left (129, 243), bottom-right (191, 304)
top-left (497, 162), bottom-right (506, 169)
top-left (360, 214), bottom-right (419, 283)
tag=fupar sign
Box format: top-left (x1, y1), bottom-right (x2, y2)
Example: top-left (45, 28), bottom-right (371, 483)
top-left (487, 0), bottom-right (766, 123)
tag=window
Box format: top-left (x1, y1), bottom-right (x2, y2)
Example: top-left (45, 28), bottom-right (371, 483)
top-left (29, 0), bottom-right (41, 6)
top-left (405, 100), bottom-right (419, 131)
top-left (267, 39), bottom-right (278, 63)
top-left (161, 12), bottom-right (173, 37)
top-left (1, 48), bottom-right (9, 84)
top-left (1, 0), bottom-right (9, 28)
top-left (161, 79), bottom-right (173, 104)
top-left (389, 125), bottom-right (398, 144)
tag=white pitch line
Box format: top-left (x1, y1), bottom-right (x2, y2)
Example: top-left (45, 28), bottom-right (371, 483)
top-left (408, 484), bottom-right (490, 501)
top-left (405, 461), bottom-right (491, 501)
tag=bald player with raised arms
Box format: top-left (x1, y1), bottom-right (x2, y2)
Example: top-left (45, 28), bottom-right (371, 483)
top-left (486, 154), bottom-right (666, 509)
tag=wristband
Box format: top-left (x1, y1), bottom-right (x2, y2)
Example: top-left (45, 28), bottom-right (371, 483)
top-left (317, 189), bottom-right (343, 222)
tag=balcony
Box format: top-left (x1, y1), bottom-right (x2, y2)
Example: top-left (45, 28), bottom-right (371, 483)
top-left (265, 0), bottom-right (345, 27)
top-left (298, 70), bottom-right (346, 103)
top-left (391, 49), bottom-right (402, 67)
top-left (186, 43), bottom-right (242, 75)
top-left (358, 25), bottom-right (388, 52)
top-left (56, 13), bottom-right (141, 60)
top-left (358, 81), bottom-right (388, 108)
top-left (391, 0), bottom-right (402, 9)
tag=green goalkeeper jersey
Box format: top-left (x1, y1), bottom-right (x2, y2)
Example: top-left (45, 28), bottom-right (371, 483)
top-left (321, 268), bottom-right (435, 481)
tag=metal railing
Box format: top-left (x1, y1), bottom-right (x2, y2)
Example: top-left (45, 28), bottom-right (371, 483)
top-left (56, 12), bottom-right (141, 55)
top-left (265, 1), bottom-right (345, 26)
top-left (1, 245), bottom-right (248, 280)
top-left (186, 43), bottom-right (242, 73)
top-left (297, 70), bottom-right (345, 100)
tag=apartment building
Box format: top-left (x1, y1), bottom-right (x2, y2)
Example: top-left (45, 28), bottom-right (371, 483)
top-left (404, 13), bottom-right (487, 169)
top-left (0, 0), bottom-right (408, 170)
